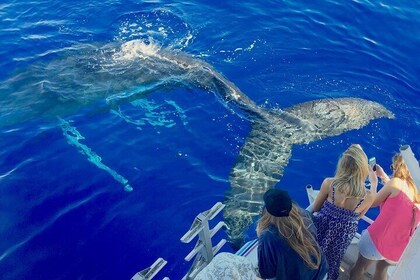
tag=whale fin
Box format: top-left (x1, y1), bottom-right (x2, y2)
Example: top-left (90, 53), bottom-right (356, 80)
top-left (283, 97), bottom-right (395, 143)
top-left (59, 118), bottom-right (133, 192)
top-left (224, 97), bottom-right (394, 248)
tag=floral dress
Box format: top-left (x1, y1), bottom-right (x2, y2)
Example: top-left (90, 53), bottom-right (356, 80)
top-left (315, 185), bottom-right (365, 280)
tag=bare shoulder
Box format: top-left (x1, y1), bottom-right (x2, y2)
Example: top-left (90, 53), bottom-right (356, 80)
top-left (383, 178), bottom-right (402, 196)
top-left (389, 177), bottom-right (404, 185)
top-left (323, 177), bottom-right (334, 186)
top-left (321, 177), bottom-right (334, 191)
top-left (387, 177), bottom-right (403, 189)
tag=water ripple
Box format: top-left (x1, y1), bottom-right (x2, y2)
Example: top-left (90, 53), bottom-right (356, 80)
top-left (0, 158), bottom-right (34, 180)
top-left (0, 190), bottom-right (104, 262)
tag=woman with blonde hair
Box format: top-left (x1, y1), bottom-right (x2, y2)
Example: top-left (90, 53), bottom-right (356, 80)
top-left (350, 153), bottom-right (420, 280)
top-left (257, 188), bottom-right (328, 280)
top-left (312, 144), bottom-right (378, 280)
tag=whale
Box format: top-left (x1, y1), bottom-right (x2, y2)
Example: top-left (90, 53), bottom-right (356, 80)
top-left (0, 40), bottom-right (394, 247)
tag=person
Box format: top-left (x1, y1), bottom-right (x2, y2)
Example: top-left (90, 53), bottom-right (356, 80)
top-left (350, 153), bottom-right (420, 280)
top-left (311, 144), bottom-right (377, 280)
top-left (257, 188), bottom-right (328, 280)
top-left (195, 252), bottom-right (257, 280)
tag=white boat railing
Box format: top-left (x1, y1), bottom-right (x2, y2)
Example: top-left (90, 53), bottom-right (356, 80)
top-left (400, 145), bottom-right (420, 190)
top-left (180, 202), bottom-right (227, 280)
top-left (131, 258), bottom-right (169, 280)
top-left (130, 202), bottom-right (227, 280)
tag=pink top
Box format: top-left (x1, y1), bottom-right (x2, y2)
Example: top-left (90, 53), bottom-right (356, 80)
top-left (368, 191), bottom-right (420, 262)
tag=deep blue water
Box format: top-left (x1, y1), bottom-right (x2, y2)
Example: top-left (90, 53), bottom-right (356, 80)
top-left (0, 0), bottom-right (419, 279)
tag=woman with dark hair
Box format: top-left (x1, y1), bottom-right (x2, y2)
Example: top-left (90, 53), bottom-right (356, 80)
top-left (257, 188), bottom-right (328, 280)
top-left (350, 153), bottom-right (420, 280)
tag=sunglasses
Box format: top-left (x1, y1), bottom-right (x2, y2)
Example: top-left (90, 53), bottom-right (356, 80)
top-left (390, 164), bottom-right (394, 171)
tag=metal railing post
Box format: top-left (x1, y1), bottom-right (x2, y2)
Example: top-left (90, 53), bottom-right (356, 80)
top-left (180, 202), bottom-right (227, 279)
top-left (131, 258), bottom-right (168, 280)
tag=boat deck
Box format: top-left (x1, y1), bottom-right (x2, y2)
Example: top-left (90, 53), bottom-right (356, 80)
top-left (339, 237), bottom-right (371, 280)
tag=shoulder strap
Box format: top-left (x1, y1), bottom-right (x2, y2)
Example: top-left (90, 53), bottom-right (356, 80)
top-left (330, 181), bottom-right (336, 205)
top-left (353, 196), bottom-right (365, 212)
top-left (353, 190), bottom-right (368, 212)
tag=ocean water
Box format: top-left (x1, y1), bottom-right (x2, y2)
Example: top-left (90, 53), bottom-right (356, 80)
top-left (0, 0), bottom-right (419, 279)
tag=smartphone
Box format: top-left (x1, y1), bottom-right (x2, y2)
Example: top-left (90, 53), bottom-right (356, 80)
top-left (369, 157), bottom-right (376, 171)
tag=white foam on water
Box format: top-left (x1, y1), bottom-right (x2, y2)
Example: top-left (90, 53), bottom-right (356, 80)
top-left (112, 39), bottom-right (162, 62)
top-left (114, 9), bottom-right (194, 52)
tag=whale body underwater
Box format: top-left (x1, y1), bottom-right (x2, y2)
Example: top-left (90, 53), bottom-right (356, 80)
top-left (0, 40), bottom-right (394, 248)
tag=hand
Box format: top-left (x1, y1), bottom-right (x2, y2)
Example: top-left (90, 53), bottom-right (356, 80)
top-left (374, 164), bottom-right (386, 178)
top-left (374, 164), bottom-right (390, 184)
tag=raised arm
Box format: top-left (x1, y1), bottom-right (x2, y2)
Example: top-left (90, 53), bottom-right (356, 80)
top-left (371, 181), bottom-right (395, 207)
top-left (370, 164), bottom-right (394, 207)
top-left (312, 178), bottom-right (331, 213)
top-left (368, 165), bottom-right (378, 194)
top-left (355, 192), bottom-right (375, 218)
top-left (375, 164), bottom-right (390, 185)
top-left (355, 167), bottom-right (378, 218)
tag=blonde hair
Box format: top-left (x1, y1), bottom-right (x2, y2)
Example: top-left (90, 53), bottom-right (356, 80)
top-left (256, 204), bottom-right (321, 269)
top-left (392, 153), bottom-right (420, 203)
top-left (333, 144), bottom-right (369, 198)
